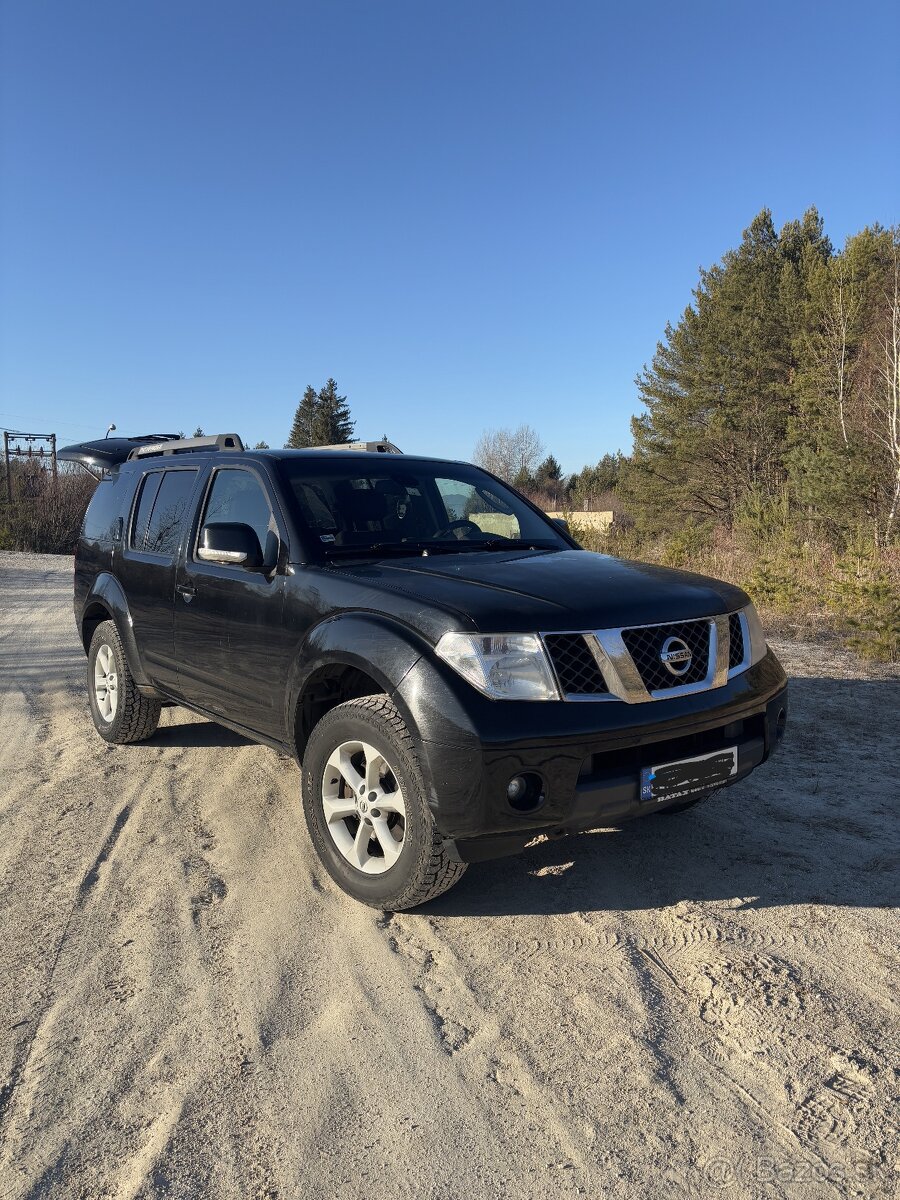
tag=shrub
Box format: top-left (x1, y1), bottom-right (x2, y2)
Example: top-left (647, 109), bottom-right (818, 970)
top-left (0, 473), bottom-right (97, 554)
top-left (830, 541), bottom-right (900, 662)
top-left (576, 510), bottom-right (900, 662)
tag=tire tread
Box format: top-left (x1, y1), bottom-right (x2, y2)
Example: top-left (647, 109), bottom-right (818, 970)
top-left (90, 620), bottom-right (161, 744)
top-left (304, 693), bottom-right (467, 910)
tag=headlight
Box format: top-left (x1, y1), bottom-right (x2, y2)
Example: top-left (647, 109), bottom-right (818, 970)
top-left (743, 603), bottom-right (768, 665)
top-left (435, 632), bottom-right (560, 701)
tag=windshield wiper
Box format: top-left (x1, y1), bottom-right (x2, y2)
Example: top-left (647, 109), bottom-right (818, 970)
top-left (323, 538), bottom-right (557, 560)
top-left (323, 541), bottom-right (452, 559)
top-left (451, 539), bottom-right (553, 551)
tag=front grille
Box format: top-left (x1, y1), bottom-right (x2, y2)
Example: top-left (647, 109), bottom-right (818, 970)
top-left (621, 620), bottom-right (711, 691)
top-left (728, 612), bottom-right (745, 669)
top-left (544, 633), bottom-right (609, 695)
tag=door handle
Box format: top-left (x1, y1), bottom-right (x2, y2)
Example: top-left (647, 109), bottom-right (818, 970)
top-left (176, 585), bottom-right (195, 603)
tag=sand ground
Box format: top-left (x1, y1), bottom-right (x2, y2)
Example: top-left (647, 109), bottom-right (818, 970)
top-left (0, 552), bottom-right (897, 1199)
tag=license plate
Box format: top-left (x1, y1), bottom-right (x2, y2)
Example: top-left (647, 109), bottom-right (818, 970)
top-left (640, 746), bottom-right (738, 805)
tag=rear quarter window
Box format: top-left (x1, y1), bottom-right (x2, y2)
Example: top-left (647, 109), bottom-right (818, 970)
top-left (82, 473), bottom-right (128, 542)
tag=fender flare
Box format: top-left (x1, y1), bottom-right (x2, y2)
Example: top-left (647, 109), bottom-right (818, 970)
top-left (78, 572), bottom-right (151, 688)
top-left (285, 612), bottom-right (434, 758)
top-left (286, 612), bottom-right (486, 834)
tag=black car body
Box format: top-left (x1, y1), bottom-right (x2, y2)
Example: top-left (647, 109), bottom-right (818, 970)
top-left (64, 434), bottom-right (788, 908)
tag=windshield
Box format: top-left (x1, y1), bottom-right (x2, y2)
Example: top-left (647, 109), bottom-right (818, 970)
top-left (276, 458), bottom-right (567, 558)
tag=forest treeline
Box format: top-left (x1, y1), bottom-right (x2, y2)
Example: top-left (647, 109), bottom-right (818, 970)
top-left (2, 210), bottom-right (897, 657)
top-left (475, 209), bottom-right (900, 660)
top-left (628, 209), bottom-right (899, 542)
top-left (625, 208), bottom-right (899, 661)
top-left (482, 209), bottom-right (899, 537)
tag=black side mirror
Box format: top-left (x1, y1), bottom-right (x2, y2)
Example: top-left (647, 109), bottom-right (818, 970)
top-left (198, 522), bottom-right (263, 570)
top-left (551, 517), bottom-right (570, 534)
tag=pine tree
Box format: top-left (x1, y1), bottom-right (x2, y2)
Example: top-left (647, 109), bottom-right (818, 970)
top-left (628, 209), bottom-right (817, 530)
top-left (534, 454), bottom-right (564, 504)
top-left (534, 454), bottom-right (562, 489)
top-left (286, 386), bottom-right (319, 448)
top-left (286, 380), bottom-right (355, 447)
top-left (313, 378), bottom-right (355, 445)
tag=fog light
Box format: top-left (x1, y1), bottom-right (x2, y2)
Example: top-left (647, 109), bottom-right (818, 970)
top-left (507, 776), bottom-right (527, 803)
top-left (506, 772), bottom-right (544, 813)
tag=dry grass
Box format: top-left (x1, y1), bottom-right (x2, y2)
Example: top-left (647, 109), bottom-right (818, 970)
top-left (572, 521), bottom-right (900, 662)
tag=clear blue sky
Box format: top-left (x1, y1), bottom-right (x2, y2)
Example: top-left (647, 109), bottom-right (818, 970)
top-left (1, 1), bottom-right (898, 474)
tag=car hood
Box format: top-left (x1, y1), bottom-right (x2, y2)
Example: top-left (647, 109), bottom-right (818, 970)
top-left (330, 548), bottom-right (748, 634)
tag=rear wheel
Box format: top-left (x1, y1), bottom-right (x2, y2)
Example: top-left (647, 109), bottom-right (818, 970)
top-left (302, 695), bottom-right (466, 910)
top-left (87, 620), bottom-right (161, 744)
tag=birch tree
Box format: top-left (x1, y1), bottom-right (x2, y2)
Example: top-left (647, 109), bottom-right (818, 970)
top-left (871, 252), bottom-right (900, 538)
top-left (473, 425), bottom-right (544, 483)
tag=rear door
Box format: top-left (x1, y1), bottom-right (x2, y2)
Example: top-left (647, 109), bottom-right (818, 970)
top-left (173, 463), bottom-right (293, 738)
top-left (116, 465), bottom-right (203, 691)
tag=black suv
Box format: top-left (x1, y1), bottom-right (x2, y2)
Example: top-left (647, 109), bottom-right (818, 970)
top-left (63, 433), bottom-right (788, 910)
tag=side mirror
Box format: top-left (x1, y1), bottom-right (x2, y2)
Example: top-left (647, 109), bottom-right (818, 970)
top-left (198, 522), bottom-right (263, 569)
top-left (551, 517), bottom-right (570, 534)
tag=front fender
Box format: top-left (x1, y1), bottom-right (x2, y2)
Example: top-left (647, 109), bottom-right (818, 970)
top-left (79, 572), bottom-right (151, 688)
top-left (285, 612), bottom-right (431, 755)
top-left (285, 612), bottom-right (488, 834)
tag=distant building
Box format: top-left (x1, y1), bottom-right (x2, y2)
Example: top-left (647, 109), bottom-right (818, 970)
top-left (547, 510), bottom-right (614, 533)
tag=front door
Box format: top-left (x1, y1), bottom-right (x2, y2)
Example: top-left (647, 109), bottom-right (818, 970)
top-left (173, 464), bottom-right (293, 739)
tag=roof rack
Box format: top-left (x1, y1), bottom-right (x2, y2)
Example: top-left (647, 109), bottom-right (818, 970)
top-left (317, 439), bottom-right (402, 454)
top-left (127, 433), bottom-right (245, 461)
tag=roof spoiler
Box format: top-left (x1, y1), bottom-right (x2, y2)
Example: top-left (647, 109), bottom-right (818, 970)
top-left (58, 433), bottom-right (243, 474)
top-left (58, 434), bottom-right (181, 474)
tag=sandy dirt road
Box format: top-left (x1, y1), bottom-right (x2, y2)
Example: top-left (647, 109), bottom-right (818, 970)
top-left (0, 552), bottom-right (897, 1199)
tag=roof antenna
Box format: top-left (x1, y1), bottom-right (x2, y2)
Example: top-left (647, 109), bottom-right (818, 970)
top-left (105, 423), bottom-right (116, 439)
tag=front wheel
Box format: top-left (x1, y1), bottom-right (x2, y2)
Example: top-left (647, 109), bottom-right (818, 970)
top-left (302, 695), bottom-right (467, 910)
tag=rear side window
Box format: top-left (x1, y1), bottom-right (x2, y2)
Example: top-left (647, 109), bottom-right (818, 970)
top-left (131, 469), bottom-right (198, 557)
top-left (131, 473), bottom-right (163, 549)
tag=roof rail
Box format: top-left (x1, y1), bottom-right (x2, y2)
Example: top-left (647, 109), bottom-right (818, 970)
top-left (317, 439), bottom-right (402, 454)
top-left (127, 433), bottom-right (245, 461)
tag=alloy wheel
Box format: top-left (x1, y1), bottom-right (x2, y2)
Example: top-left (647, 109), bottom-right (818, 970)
top-left (93, 643), bottom-right (118, 722)
top-left (321, 739), bottom-right (406, 874)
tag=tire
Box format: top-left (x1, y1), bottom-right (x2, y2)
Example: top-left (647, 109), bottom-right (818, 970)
top-left (302, 694), bottom-right (467, 910)
top-left (87, 620), bottom-right (161, 744)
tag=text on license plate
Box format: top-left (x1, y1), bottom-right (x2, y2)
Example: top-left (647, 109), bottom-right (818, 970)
top-left (640, 746), bottom-right (738, 805)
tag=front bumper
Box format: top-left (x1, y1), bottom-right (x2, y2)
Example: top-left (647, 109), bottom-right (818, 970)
top-left (394, 649), bottom-right (788, 862)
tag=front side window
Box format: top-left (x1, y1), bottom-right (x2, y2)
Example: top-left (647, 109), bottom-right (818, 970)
top-left (199, 469), bottom-right (277, 564)
top-left (276, 459), bottom-right (566, 558)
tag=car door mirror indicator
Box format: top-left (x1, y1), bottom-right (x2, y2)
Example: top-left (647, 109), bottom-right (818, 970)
top-left (198, 522), bottom-right (263, 570)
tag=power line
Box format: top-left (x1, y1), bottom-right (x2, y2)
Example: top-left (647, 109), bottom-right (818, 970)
top-left (0, 411), bottom-right (102, 436)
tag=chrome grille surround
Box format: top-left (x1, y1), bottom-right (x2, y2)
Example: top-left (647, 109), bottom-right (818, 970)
top-left (540, 611), bottom-right (751, 703)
